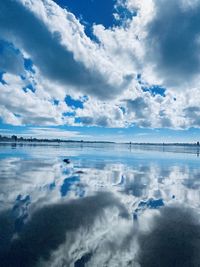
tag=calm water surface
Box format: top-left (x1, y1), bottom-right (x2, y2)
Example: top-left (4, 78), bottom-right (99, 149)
top-left (0, 143), bottom-right (200, 267)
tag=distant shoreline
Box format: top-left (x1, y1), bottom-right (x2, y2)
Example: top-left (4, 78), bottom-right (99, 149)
top-left (0, 134), bottom-right (199, 146)
top-left (0, 141), bottom-right (199, 147)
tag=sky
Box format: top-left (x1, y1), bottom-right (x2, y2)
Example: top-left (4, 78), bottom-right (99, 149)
top-left (0, 0), bottom-right (200, 142)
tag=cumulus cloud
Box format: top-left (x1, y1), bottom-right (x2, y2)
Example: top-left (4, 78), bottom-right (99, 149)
top-left (0, 0), bottom-right (200, 130)
top-left (0, 73), bottom-right (67, 126)
top-left (142, 0), bottom-right (200, 88)
top-left (0, 0), bottom-right (133, 100)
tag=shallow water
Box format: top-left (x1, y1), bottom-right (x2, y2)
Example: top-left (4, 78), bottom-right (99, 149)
top-left (0, 143), bottom-right (200, 267)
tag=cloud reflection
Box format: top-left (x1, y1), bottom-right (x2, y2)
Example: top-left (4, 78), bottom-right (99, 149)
top-left (0, 145), bottom-right (200, 266)
top-left (137, 205), bottom-right (200, 267)
top-left (0, 192), bottom-right (128, 267)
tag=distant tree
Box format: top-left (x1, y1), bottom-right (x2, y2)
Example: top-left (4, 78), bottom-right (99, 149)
top-left (197, 141), bottom-right (200, 146)
top-left (11, 135), bottom-right (17, 142)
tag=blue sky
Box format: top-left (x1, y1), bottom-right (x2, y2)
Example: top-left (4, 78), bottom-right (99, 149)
top-left (1, 122), bottom-right (200, 143)
top-left (54, 0), bottom-right (116, 27)
top-left (0, 0), bottom-right (200, 142)
top-left (53, 0), bottom-right (134, 42)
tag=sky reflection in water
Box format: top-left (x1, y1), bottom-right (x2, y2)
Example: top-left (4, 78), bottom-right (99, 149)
top-left (0, 143), bottom-right (200, 266)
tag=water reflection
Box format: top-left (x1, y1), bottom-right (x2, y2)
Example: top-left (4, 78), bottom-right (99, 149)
top-left (0, 144), bottom-right (200, 266)
top-left (137, 205), bottom-right (200, 267)
top-left (0, 192), bottom-right (128, 267)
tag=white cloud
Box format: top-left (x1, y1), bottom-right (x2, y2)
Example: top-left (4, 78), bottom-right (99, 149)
top-left (0, 0), bottom-right (200, 130)
top-left (0, 0), bottom-right (133, 100)
top-left (0, 73), bottom-right (69, 126)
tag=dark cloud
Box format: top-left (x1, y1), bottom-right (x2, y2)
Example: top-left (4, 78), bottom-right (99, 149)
top-left (137, 205), bottom-right (200, 267)
top-left (0, 0), bottom-right (131, 100)
top-left (126, 97), bottom-right (148, 119)
top-left (146, 0), bottom-right (200, 87)
top-left (160, 117), bottom-right (173, 128)
top-left (125, 97), bottom-right (152, 127)
top-left (159, 110), bottom-right (173, 127)
top-left (77, 115), bottom-right (110, 127)
top-left (0, 192), bottom-right (128, 267)
top-left (184, 106), bottom-right (200, 127)
top-left (95, 116), bottom-right (110, 127)
top-left (0, 40), bottom-right (25, 75)
top-left (77, 116), bottom-right (94, 125)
